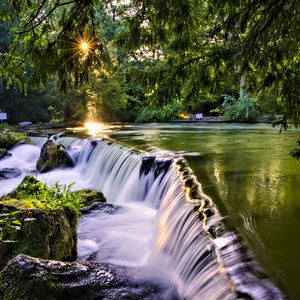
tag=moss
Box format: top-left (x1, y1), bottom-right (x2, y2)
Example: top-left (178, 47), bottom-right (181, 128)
top-left (0, 199), bottom-right (38, 209)
top-left (0, 204), bottom-right (77, 268)
top-left (0, 176), bottom-right (80, 268)
top-left (2, 175), bottom-right (82, 212)
top-left (0, 126), bottom-right (31, 149)
top-left (74, 189), bottom-right (106, 207)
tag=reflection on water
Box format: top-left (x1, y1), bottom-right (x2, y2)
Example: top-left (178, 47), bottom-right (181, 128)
top-left (105, 122), bottom-right (300, 299)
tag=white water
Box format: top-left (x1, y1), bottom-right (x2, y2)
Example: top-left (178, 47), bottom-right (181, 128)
top-left (0, 137), bottom-right (284, 299)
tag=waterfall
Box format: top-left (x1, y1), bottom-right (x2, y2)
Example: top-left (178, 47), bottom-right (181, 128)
top-left (0, 136), bottom-right (284, 299)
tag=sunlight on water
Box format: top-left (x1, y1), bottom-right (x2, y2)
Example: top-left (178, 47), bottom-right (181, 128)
top-left (84, 121), bottom-right (105, 135)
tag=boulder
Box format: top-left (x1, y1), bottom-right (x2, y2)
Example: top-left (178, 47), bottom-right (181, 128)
top-left (36, 140), bottom-right (74, 173)
top-left (0, 255), bottom-right (179, 300)
top-left (0, 176), bottom-right (78, 268)
top-left (0, 167), bottom-right (21, 180)
top-left (0, 204), bottom-right (77, 269)
top-left (74, 189), bottom-right (106, 207)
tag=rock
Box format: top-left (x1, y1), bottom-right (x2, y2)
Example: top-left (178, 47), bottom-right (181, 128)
top-left (0, 255), bottom-right (179, 300)
top-left (80, 202), bottom-right (120, 215)
top-left (0, 148), bottom-right (12, 160)
top-left (0, 129), bottom-right (31, 149)
top-left (0, 167), bottom-right (21, 180)
top-left (36, 140), bottom-right (74, 173)
top-left (0, 176), bottom-right (78, 268)
top-left (0, 205), bottom-right (77, 269)
top-left (18, 121), bottom-right (32, 127)
top-left (3, 175), bottom-right (43, 199)
top-left (74, 189), bottom-right (106, 207)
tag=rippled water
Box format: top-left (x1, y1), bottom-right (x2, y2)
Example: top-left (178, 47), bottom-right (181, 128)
top-left (103, 122), bottom-right (300, 299)
top-left (1, 122), bottom-right (299, 298)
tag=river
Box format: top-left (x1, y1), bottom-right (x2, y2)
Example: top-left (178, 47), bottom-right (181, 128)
top-left (105, 122), bottom-right (300, 299)
top-left (0, 122), bottom-right (299, 299)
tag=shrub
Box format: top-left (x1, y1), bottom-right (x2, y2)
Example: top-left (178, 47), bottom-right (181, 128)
top-left (2, 176), bottom-right (82, 212)
top-left (0, 123), bottom-right (31, 149)
top-left (136, 103), bottom-right (181, 123)
top-left (220, 95), bottom-right (261, 122)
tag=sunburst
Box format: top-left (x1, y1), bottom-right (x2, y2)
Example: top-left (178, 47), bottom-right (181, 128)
top-left (66, 33), bottom-right (97, 62)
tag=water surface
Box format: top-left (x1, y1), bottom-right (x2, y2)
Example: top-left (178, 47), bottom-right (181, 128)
top-left (106, 122), bottom-right (300, 299)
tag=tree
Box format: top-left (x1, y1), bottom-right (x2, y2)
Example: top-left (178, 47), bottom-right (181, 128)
top-left (0, 0), bottom-right (299, 124)
top-left (115, 0), bottom-right (300, 124)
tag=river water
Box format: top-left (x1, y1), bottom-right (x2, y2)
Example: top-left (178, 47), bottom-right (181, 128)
top-left (105, 122), bottom-right (300, 299)
top-left (0, 122), bottom-right (299, 299)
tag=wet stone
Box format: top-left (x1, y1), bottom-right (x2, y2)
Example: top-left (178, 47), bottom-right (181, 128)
top-left (0, 149), bottom-right (12, 160)
top-left (80, 202), bottom-right (121, 215)
top-left (0, 254), bottom-right (180, 300)
top-left (0, 168), bottom-right (21, 180)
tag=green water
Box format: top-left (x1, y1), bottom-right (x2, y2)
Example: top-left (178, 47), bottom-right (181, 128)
top-left (107, 122), bottom-right (300, 299)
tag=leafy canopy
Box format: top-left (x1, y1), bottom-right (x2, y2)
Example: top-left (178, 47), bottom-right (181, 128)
top-left (0, 0), bottom-right (299, 124)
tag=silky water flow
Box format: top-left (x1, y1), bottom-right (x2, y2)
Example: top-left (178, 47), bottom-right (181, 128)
top-left (0, 136), bottom-right (284, 299)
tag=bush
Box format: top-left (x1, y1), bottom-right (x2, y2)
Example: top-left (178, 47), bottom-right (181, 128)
top-left (0, 123), bottom-right (31, 149)
top-left (220, 95), bottom-right (261, 121)
top-left (136, 103), bottom-right (181, 123)
top-left (2, 176), bottom-right (82, 213)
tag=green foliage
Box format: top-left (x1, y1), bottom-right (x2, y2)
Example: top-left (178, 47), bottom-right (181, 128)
top-left (220, 95), bottom-right (261, 122)
top-left (0, 176), bottom-right (82, 242)
top-left (2, 176), bottom-right (82, 213)
top-left (0, 124), bottom-right (31, 148)
top-left (136, 103), bottom-right (181, 123)
top-left (290, 137), bottom-right (300, 161)
top-left (1, 0), bottom-right (300, 125)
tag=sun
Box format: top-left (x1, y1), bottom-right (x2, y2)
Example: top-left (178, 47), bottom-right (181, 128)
top-left (66, 34), bottom-right (96, 61)
top-left (80, 41), bottom-right (89, 52)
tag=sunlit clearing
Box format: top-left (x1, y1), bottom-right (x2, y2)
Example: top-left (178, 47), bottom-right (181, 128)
top-left (84, 122), bottom-right (104, 135)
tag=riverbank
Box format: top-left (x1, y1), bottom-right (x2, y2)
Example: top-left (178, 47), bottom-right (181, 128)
top-left (175, 114), bottom-right (280, 123)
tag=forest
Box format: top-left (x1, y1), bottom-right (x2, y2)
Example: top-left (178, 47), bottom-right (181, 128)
top-left (0, 0), bottom-right (299, 125)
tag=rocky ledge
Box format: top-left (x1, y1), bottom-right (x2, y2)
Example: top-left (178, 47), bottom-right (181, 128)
top-left (0, 254), bottom-right (179, 300)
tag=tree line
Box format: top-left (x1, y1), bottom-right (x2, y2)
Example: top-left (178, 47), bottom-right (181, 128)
top-left (0, 0), bottom-right (299, 124)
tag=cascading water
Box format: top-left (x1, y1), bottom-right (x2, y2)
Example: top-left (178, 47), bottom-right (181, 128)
top-left (0, 135), bottom-right (284, 299)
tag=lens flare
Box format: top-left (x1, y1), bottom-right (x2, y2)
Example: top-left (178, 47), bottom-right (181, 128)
top-left (65, 34), bottom-right (97, 62)
top-left (80, 41), bottom-right (89, 52)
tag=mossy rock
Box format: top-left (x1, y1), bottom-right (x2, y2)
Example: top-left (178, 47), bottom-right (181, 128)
top-left (3, 175), bottom-right (43, 200)
top-left (74, 189), bottom-right (106, 207)
top-left (0, 204), bottom-right (77, 269)
top-left (36, 140), bottom-right (74, 173)
top-left (0, 176), bottom-right (79, 269)
top-left (0, 254), bottom-right (180, 300)
top-left (0, 129), bottom-right (31, 149)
